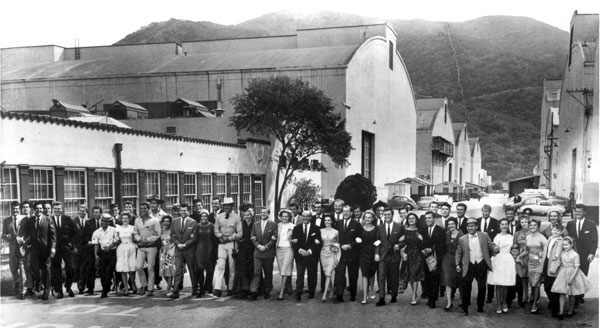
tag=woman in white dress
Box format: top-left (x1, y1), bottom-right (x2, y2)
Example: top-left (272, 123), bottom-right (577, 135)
top-left (489, 218), bottom-right (516, 313)
top-left (276, 209), bottom-right (295, 301)
top-left (319, 214), bottom-right (339, 302)
top-left (115, 211), bottom-right (138, 296)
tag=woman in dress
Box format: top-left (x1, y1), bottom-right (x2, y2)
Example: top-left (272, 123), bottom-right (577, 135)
top-left (115, 211), bottom-right (138, 296)
top-left (399, 212), bottom-right (424, 305)
top-left (195, 210), bottom-right (215, 297)
top-left (320, 214), bottom-right (339, 302)
top-left (276, 209), bottom-right (295, 300)
top-left (488, 218), bottom-right (516, 313)
top-left (514, 215), bottom-right (530, 306)
top-left (441, 217), bottom-right (462, 311)
top-left (359, 210), bottom-right (378, 304)
top-left (551, 237), bottom-right (592, 320)
top-left (542, 210), bottom-right (568, 239)
top-left (159, 215), bottom-right (176, 296)
top-left (234, 208), bottom-right (255, 298)
top-left (523, 218), bottom-right (547, 313)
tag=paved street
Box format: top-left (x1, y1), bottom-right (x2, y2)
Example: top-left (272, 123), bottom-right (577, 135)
top-left (1, 194), bottom-right (598, 328)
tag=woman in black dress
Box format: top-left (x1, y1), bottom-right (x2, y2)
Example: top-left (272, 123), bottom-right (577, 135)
top-left (359, 210), bottom-right (378, 304)
top-left (233, 208), bottom-right (255, 298)
top-left (399, 212), bottom-right (424, 305)
top-left (441, 217), bottom-right (462, 311)
top-left (195, 210), bottom-right (216, 297)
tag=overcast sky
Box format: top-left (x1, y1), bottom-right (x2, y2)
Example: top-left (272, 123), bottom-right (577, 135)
top-left (1, 0), bottom-right (597, 48)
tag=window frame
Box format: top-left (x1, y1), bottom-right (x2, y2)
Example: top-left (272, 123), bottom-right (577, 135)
top-left (64, 168), bottom-right (87, 218)
top-left (94, 169), bottom-right (114, 212)
top-left (201, 173), bottom-right (213, 212)
top-left (30, 166), bottom-right (56, 203)
top-left (145, 171), bottom-right (160, 199)
top-left (164, 172), bottom-right (180, 212)
top-left (183, 173), bottom-right (197, 206)
top-left (0, 166), bottom-right (20, 219)
top-left (122, 171), bottom-right (139, 214)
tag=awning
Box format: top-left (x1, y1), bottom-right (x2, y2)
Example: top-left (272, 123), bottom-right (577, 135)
top-left (391, 177), bottom-right (433, 186)
top-left (435, 181), bottom-right (462, 188)
top-left (465, 181), bottom-right (484, 188)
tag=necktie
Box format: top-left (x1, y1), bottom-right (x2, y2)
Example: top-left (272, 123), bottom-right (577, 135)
top-left (387, 224), bottom-right (391, 239)
top-left (13, 217), bottom-right (17, 233)
top-left (96, 219), bottom-right (100, 228)
top-left (578, 220), bottom-right (582, 237)
top-left (304, 223), bottom-right (308, 242)
top-left (262, 220), bottom-right (266, 234)
top-left (429, 227), bottom-right (432, 238)
top-left (484, 219), bottom-right (488, 232)
top-left (345, 219), bottom-right (349, 230)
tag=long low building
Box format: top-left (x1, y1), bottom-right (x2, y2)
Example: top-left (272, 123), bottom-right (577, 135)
top-left (0, 111), bottom-right (271, 218)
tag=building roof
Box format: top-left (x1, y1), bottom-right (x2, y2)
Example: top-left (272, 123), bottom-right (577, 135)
top-left (416, 98), bottom-right (446, 130)
top-left (69, 115), bottom-right (132, 128)
top-left (1, 111), bottom-right (258, 148)
top-left (391, 177), bottom-right (433, 186)
top-left (174, 98), bottom-right (215, 117)
top-left (452, 122), bottom-right (466, 143)
top-left (469, 137), bottom-right (479, 153)
top-left (2, 45), bottom-right (359, 81)
top-left (113, 100), bottom-right (148, 112)
top-left (50, 99), bottom-right (90, 113)
top-left (416, 98), bottom-right (446, 110)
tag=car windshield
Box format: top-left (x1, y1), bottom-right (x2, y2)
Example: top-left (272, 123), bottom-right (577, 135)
top-left (422, 197), bottom-right (434, 200)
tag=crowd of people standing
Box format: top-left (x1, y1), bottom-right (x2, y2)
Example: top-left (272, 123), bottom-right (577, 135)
top-left (2, 195), bottom-right (597, 321)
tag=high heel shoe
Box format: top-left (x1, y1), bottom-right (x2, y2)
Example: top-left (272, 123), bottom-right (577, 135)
top-left (444, 304), bottom-right (452, 312)
top-left (361, 299), bottom-right (367, 304)
top-left (132, 284), bottom-right (137, 294)
top-left (411, 299), bottom-right (417, 305)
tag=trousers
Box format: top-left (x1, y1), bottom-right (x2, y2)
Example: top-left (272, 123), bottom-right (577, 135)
top-left (213, 242), bottom-right (236, 291)
top-left (136, 247), bottom-right (157, 290)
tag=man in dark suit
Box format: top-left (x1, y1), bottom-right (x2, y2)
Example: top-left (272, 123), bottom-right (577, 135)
top-left (420, 211), bottom-right (446, 308)
top-left (456, 219), bottom-right (497, 315)
top-left (477, 204), bottom-right (499, 303)
top-left (2, 201), bottom-right (27, 299)
top-left (50, 201), bottom-right (76, 298)
top-left (439, 202), bottom-right (455, 230)
top-left (566, 204), bottom-right (598, 303)
top-left (23, 201), bottom-right (56, 300)
top-left (170, 204), bottom-right (198, 298)
top-left (310, 201), bottom-right (328, 293)
top-left (333, 205), bottom-right (362, 303)
top-left (71, 205), bottom-right (87, 294)
top-left (375, 207), bottom-right (403, 306)
top-left (208, 197), bottom-right (221, 224)
top-left (81, 206), bottom-right (103, 295)
top-left (456, 203), bottom-right (469, 234)
top-left (250, 207), bottom-right (278, 299)
top-left (292, 210), bottom-right (322, 300)
top-left (418, 202), bottom-right (440, 230)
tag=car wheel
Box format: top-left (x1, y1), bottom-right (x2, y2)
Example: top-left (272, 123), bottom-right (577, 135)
top-left (524, 209), bottom-right (533, 215)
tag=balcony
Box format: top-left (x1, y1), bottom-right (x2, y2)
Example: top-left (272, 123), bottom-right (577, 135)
top-left (432, 136), bottom-right (454, 157)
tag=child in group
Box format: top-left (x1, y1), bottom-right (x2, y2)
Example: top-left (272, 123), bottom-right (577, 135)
top-left (550, 237), bottom-right (593, 320)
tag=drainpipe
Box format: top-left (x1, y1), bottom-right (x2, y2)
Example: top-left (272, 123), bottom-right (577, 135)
top-left (114, 143), bottom-right (123, 206)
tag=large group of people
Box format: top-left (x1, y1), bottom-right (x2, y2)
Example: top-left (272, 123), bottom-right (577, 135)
top-left (2, 195), bottom-right (597, 321)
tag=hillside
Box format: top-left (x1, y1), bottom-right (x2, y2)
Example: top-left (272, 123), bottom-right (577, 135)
top-left (114, 11), bottom-right (570, 181)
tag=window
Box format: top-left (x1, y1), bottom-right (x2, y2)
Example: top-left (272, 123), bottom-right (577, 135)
top-left (201, 174), bottom-right (213, 212)
top-left (230, 175), bottom-right (240, 212)
top-left (145, 171), bottom-right (160, 199)
top-left (183, 173), bottom-right (197, 205)
top-left (362, 131), bottom-right (374, 181)
top-left (166, 126), bottom-right (176, 134)
top-left (242, 175), bottom-right (251, 203)
top-left (94, 170), bottom-right (114, 212)
top-left (215, 174), bottom-right (227, 203)
top-left (122, 171), bottom-right (138, 214)
top-left (165, 172), bottom-right (179, 212)
top-left (64, 169), bottom-right (86, 218)
top-left (389, 41), bottom-right (394, 70)
top-left (253, 176), bottom-right (264, 209)
top-left (30, 167), bottom-right (55, 203)
top-left (0, 167), bottom-right (19, 218)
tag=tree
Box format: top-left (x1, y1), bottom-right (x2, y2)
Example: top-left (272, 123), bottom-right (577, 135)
top-left (492, 181), bottom-right (504, 191)
top-left (230, 75), bottom-right (352, 213)
top-left (290, 178), bottom-right (321, 210)
top-left (334, 174), bottom-right (377, 211)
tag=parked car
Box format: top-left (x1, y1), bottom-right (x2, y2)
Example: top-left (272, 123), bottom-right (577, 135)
top-left (503, 196), bottom-right (545, 212)
top-left (518, 200), bottom-right (566, 215)
top-left (388, 195), bottom-right (418, 211)
top-left (417, 196), bottom-right (436, 210)
top-left (435, 195), bottom-right (453, 207)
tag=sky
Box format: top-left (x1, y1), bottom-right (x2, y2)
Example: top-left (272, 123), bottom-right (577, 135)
top-left (0, 0), bottom-right (598, 49)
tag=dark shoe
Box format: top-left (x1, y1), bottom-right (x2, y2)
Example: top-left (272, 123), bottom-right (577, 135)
top-left (294, 292), bottom-right (301, 301)
top-left (350, 296), bottom-right (356, 302)
top-left (461, 306), bottom-right (469, 316)
top-left (264, 293), bottom-right (271, 300)
top-left (26, 288), bottom-right (34, 296)
top-left (566, 311), bottom-right (575, 318)
top-left (486, 298), bottom-right (493, 304)
top-left (277, 296), bottom-right (284, 301)
top-left (213, 290), bottom-right (222, 297)
top-left (477, 307), bottom-right (484, 313)
top-left (155, 284), bottom-right (162, 290)
top-left (19, 293), bottom-right (26, 300)
top-left (308, 293), bottom-right (314, 299)
top-left (146, 290), bottom-right (154, 297)
top-left (390, 296), bottom-right (397, 303)
top-left (84, 289), bottom-right (94, 295)
top-left (191, 290), bottom-right (198, 296)
top-left (138, 287), bottom-right (147, 295)
top-left (249, 293), bottom-right (257, 301)
top-left (100, 293), bottom-right (108, 298)
top-left (376, 299), bottom-right (386, 306)
top-left (444, 304), bottom-right (453, 312)
top-left (56, 292), bottom-right (63, 299)
top-left (334, 296), bottom-right (344, 303)
top-left (429, 302), bottom-right (436, 309)
top-left (66, 289), bottom-right (75, 297)
top-left (558, 314), bottom-right (564, 320)
top-left (169, 292), bottom-right (179, 299)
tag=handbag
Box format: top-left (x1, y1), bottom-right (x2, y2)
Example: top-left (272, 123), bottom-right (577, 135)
top-left (400, 246), bottom-right (408, 262)
top-left (425, 252), bottom-right (437, 271)
top-left (231, 240), bottom-right (239, 260)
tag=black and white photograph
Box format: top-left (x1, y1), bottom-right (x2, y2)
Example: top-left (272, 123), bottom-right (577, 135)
top-left (0, 0), bottom-right (598, 327)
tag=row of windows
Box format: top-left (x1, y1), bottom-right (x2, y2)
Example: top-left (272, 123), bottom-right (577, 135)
top-left (0, 167), bottom-right (263, 218)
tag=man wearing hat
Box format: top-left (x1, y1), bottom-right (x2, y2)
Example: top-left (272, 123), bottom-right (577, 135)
top-left (213, 197), bottom-right (243, 297)
top-left (92, 213), bottom-right (119, 298)
top-left (455, 218), bottom-right (496, 315)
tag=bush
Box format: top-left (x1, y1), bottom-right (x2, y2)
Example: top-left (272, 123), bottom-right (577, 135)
top-left (334, 174), bottom-right (377, 211)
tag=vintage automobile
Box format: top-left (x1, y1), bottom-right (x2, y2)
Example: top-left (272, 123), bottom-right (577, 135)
top-left (388, 195), bottom-right (418, 211)
top-left (435, 195), bottom-right (454, 207)
top-left (503, 196), bottom-right (545, 212)
top-left (517, 199), bottom-right (566, 215)
top-left (417, 196), bottom-right (436, 210)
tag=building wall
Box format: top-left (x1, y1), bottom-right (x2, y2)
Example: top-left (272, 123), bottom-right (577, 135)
top-left (415, 129), bottom-right (432, 182)
top-left (430, 105), bottom-right (455, 185)
top-left (471, 140), bottom-right (482, 185)
top-left (538, 79), bottom-right (562, 189)
top-left (344, 36), bottom-right (416, 199)
top-left (182, 36), bottom-right (297, 54)
top-left (63, 43), bottom-right (180, 60)
top-left (453, 126), bottom-right (472, 186)
top-left (1, 45), bottom-right (65, 69)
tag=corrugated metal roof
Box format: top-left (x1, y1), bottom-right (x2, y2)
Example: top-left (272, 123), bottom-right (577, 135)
top-left (3, 45), bottom-right (359, 81)
top-left (416, 108), bottom-right (439, 129)
top-left (114, 100), bottom-right (148, 112)
top-left (69, 115), bottom-right (132, 128)
top-left (416, 98), bottom-right (445, 110)
top-left (452, 122), bottom-right (466, 143)
top-left (469, 137), bottom-right (479, 153)
top-left (50, 99), bottom-right (90, 113)
top-left (175, 98), bottom-right (215, 117)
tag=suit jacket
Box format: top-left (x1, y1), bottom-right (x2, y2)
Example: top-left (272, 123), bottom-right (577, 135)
top-left (566, 218), bottom-right (598, 258)
top-left (477, 217), bottom-right (500, 241)
top-left (439, 216), bottom-right (457, 230)
top-left (418, 213), bottom-right (441, 230)
top-left (457, 216), bottom-right (469, 234)
top-left (311, 214), bottom-right (326, 229)
top-left (23, 215), bottom-right (56, 252)
top-left (455, 231), bottom-right (495, 277)
top-left (2, 216), bottom-right (23, 256)
top-left (545, 236), bottom-right (563, 276)
top-left (51, 215), bottom-right (75, 249)
top-left (82, 217), bottom-right (101, 251)
top-left (71, 215), bottom-right (86, 252)
top-left (375, 221), bottom-right (404, 262)
top-left (251, 219), bottom-right (278, 258)
top-left (420, 224), bottom-right (446, 272)
top-left (171, 216), bottom-right (198, 252)
top-left (291, 222), bottom-right (322, 262)
top-left (335, 218), bottom-right (362, 261)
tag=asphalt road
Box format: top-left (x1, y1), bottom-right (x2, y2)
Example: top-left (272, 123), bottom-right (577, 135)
top-left (1, 194), bottom-right (598, 328)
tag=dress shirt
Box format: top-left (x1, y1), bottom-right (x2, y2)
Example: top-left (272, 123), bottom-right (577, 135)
top-left (577, 219), bottom-right (584, 238)
top-left (304, 222), bottom-right (311, 242)
top-left (509, 222), bottom-right (517, 235)
top-left (91, 226), bottom-right (119, 251)
top-left (482, 218), bottom-right (489, 232)
top-left (468, 233), bottom-right (483, 264)
top-left (428, 226), bottom-right (433, 237)
top-left (335, 213), bottom-right (342, 222)
top-left (214, 211), bottom-right (243, 239)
